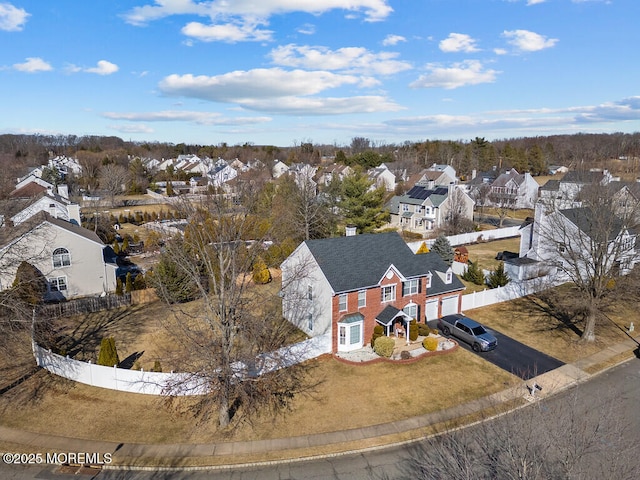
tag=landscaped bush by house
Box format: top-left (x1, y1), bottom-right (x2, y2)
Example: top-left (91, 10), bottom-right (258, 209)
top-left (400, 350), bottom-right (411, 360)
top-left (371, 324), bottom-right (384, 348)
top-left (409, 319), bottom-right (419, 341)
top-left (97, 337), bottom-right (120, 367)
top-left (151, 360), bottom-right (162, 372)
top-left (418, 323), bottom-right (431, 336)
top-left (373, 336), bottom-right (395, 358)
top-left (423, 337), bottom-right (438, 351)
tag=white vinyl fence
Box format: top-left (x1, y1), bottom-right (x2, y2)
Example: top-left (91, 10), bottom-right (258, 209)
top-left (408, 226), bottom-right (520, 252)
top-left (32, 334), bottom-right (332, 396)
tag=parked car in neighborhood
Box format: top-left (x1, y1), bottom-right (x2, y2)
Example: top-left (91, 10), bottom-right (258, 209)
top-left (438, 314), bottom-right (497, 352)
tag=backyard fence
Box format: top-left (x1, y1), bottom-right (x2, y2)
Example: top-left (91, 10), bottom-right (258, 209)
top-left (37, 294), bottom-right (131, 319)
top-left (32, 334), bottom-right (332, 396)
top-left (407, 225), bottom-right (521, 252)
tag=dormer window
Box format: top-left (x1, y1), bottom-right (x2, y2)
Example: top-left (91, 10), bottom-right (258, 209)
top-left (426, 272), bottom-right (432, 288)
top-left (445, 269), bottom-right (453, 284)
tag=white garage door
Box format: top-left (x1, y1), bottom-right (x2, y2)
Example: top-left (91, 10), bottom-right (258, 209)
top-left (441, 295), bottom-right (459, 316)
top-left (425, 299), bottom-right (439, 320)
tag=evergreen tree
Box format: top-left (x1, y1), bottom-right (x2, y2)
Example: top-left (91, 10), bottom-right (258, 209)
top-left (12, 261), bottom-right (48, 305)
top-left (487, 261), bottom-right (510, 288)
top-left (431, 235), bottom-right (454, 266)
top-left (462, 261), bottom-right (485, 285)
top-left (97, 337), bottom-right (120, 366)
top-left (115, 277), bottom-right (123, 295)
top-left (338, 169), bottom-right (390, 233)
top-left (125, 272), bottom-right (133, 293)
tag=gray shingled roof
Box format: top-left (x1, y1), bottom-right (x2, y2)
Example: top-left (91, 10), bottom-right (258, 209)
top-left (304, 231), bottom-right (464, 295)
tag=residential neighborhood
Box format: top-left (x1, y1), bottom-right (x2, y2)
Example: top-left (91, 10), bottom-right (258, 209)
top-left (1, 133), bottom-right (640, 476)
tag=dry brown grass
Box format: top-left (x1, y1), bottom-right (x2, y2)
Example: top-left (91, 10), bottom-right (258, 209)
top-left (463, 237), bottom-right (521, 271)
top-left (466, 288), bottom-right (634, 363)
top-left (0, 347), bottom-right (515, 445)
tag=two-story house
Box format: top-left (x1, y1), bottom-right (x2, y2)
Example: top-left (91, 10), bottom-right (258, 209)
top-left (0, 213), bottom-right (118, 301)
top-left (280, 231), bottom-right (465, 353)
top-left (387, 184), bottom-right (474, 233)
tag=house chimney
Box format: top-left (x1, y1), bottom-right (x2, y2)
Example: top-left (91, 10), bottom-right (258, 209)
top-left (345, 224), bottom-right (357, 236)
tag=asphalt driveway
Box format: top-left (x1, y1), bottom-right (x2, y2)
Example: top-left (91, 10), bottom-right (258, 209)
top-left (429, 320), bottom-right (564, 380)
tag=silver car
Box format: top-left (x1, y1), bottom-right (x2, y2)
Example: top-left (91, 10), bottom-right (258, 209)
top-left (438, 314), bottom-right (498, 352)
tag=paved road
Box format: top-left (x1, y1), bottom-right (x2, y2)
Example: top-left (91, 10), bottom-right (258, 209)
top-left (3, 358), bottom-right (638, 480)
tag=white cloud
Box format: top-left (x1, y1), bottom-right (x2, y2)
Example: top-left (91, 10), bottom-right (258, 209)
top-left (269, 44), bottom-right (412, 75)
top-left (439, 33), bottom-right (480, 53)
top-left (527, 0), bottom-right (546, 5)
top-left (182, 20), bottom-right (273, 42)
top-left (13, 57), bottom-right (52, 73)
top-left (157, 68), bottom-right (402, 114)
top-left (410, 60), bottom-right (499, 89)
top-left (65, 60), bottom-right (119, 75)
top-left (103, 110), bottom-right (272, 125)
top-left (237, 95), bottom-right (404, 115)
top-left (85, 60), bottom-right (119, 75)
top-left (502, 29), bottom-right (558, 52)
top-left (109, 124), bottom-right (155, 134)
top-left (382, 34), bottom-right (406, 46)
top-left (0, 2), bottom-right (29, 31)
top-left (297, 23), bottom-right (316, 35)
top-left (123, 0), bottom-right (393, 26)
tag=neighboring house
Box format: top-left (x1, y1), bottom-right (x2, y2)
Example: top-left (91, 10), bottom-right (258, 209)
top-left (414, 169), bottom-right (457, 189)
top-left (486, 168), bottom-right (539, 209)
top-left (317, 163), bottom-right (352, 186)
top-left (539, 170), bottom-right (614, 208)
top-left (547, 165), bottom-right (569, 175)
top-left (48, 155), bottom-right (83, 177)
top-left (0, 213), bottom-right (117, 300)
top-left (288, 163), bottom-right (318, 192)
top-left (272, 160), bottom-right (289, 178)
top-left (10, 191), bottom-right (81, 226)
top-left (12, 176), bottom-right (54, 196)
top-left (281, 231), bottom-right (465, 353)
top-left (514, 200), bottom-right (638, 281)
top-left (387, 184), bottom-right (474, 233)
top-left (368, 165), bottom-right (396, 192)
top-left (426, 163), bottom-right (457, 183)
top-left (208, 160), bottom-right (238, 187)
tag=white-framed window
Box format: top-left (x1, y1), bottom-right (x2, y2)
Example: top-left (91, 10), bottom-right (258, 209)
top-left (403, 278), bottom-right (419, 296)
top-left (445, 270), bottom-right (453, 284)
top-left (425, 207), bottom-right (431, 215)
top-left (403, 303), bottom-right (418, 320)
top-left (52, 247), bottom-right (71, 268)
top-left (307, 312), bottom-right (313, 331)
top-left (338, 293), bottom-right (348, 312)
top-left (381, 285), bottom-right (396, 303)
top-left (48, 276), bottom-right (67, 291)
top-left (358, 290), bottom-right (366, 308)
top-left (338, 321), bottom-right (363, 350)
top-left (307, 285), bottom-right (313, 300)
top-left (402, 204), bottom-right (410, 212)
top-left (426, 273), bottom-right (432, 288)
top-left (415, 205), bottom-right (421, 213)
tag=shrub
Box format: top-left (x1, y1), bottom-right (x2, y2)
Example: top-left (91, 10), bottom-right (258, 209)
top-left (373, 336), bottom-right (395, 358)
top-left (430, 328), bottom-right (440, 335)
top-left (371, 324), bottom-right (384, 348)
top-left (151, 360), bottom-right (162, 372)
top-left (409, 319), bottom-right (419, 341)
top-left (12, 261), bottom-right (48, 305)
top-left (97, 337), bottom-right (120, 366)
top-left (115, 277), bottom-right (123, 295)
top-left (423, 337), bottom-right (438, 351)
top-left (416, 241), bottom-right (430, 254)
top-left (418, 323), bottom-right (431, 336)
top-left (431, 234), bottom-right (454, 266)
top-left (252, 257), bottom-right (272, 284)
top-left (125, 272), bottom-right (133, 293)
top-left (400, 350), bottom-right (411, 360)
top-left (462, 260), bottom-right (485, 285)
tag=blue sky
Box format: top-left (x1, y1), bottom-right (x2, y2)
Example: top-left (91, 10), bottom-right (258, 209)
top-left (2, 0), bottom-right (639, 147)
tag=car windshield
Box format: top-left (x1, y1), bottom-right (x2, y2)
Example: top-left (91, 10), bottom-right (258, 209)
top-left (471, 325), bottom-right (487, 336)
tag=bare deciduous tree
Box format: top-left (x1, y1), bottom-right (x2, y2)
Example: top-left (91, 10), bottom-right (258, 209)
top-left (532, 182), bottom-right (640, 342)
top-left (151, 193), bottom-right (317, 428)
